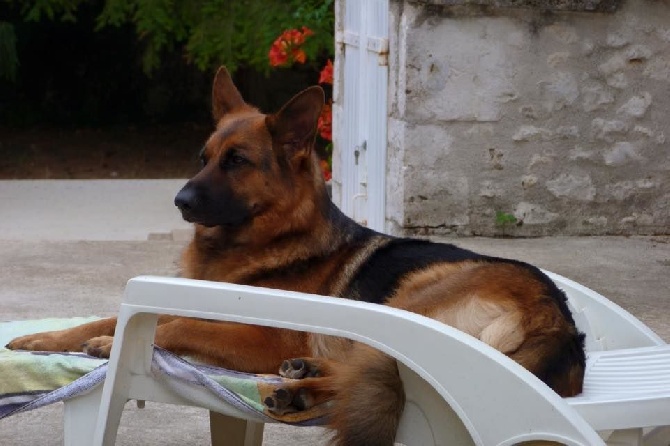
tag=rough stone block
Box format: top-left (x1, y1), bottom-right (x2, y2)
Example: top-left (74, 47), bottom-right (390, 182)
top-left (617, 92), bottom-right (652, 118)
top-left (545, 173), bottom-right (596, 201)
top-left (514, 202), bottom-right (560, 225)
top-left (386, 0), bottom-right (670, 236)
top-left (403, 18), bottom-right (521, 122)
top-left (603, 142), bottom-right (644, 166)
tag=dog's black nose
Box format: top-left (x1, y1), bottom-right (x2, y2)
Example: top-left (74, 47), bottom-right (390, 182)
top-left (174, 187), bottom-right (197, 211)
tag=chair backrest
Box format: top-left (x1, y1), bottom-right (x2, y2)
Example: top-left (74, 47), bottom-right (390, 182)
top-left (542, 270), bottom-right (664, 352)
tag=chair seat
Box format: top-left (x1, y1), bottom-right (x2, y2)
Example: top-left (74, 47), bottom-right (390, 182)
top-left (568, 345), bottom-right (670, 431)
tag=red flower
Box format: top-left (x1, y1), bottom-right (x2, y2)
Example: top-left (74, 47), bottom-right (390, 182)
top-left (268, 27), bottom-right (314, 67)
top-left (317, 102), bottom-right (332, 141)
top-left (293, 48), bottom-right (307, 64)
top-left (295, 26), bottom-right (314, 43)
top-left (320, 159), bottom-right (332, 181)
top-left (319, 59), bottom-right (333, 85)
top-left (268, 41), bottom-right (288, 66)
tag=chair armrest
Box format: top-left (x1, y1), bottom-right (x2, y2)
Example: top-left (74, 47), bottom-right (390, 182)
top-left (113, 276), bottom-right (603, 446)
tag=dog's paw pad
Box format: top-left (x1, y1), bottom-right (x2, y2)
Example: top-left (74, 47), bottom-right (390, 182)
top-left (279, 358), bottom-right (321, 379)
top-left (263, 396), bottom-right (276, 409)
top-left (292, 388), bottom-right (311, 411)
top-left (264, 388), bottom-right (295, 415)
top-left (280, 358), bottom-right (308, 379)
top-left (264, 388), bottom-right (313, 415)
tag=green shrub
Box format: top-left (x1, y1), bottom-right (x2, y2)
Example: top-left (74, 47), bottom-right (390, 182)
top-left (0, 22), bottom-right (19, 81)
top-left (3, 0), bottom-right (334, 76)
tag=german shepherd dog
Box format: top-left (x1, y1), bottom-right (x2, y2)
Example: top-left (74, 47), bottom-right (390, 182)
top-left (8, 67), bottom-right (585, 446)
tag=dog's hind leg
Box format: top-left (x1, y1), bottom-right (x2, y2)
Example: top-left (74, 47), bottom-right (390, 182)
top-left (263, 357), bottom-right (338, 415)
top-left (265, 344), bottom-right (404, 446)
top-left (278, 357), bottom-right (336, 379)
top-left (327, 343), bottom-right (404, 446)
top-left (264, 375), bottom-right (336, 415)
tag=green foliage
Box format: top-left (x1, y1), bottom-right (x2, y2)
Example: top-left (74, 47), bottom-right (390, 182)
top-left (495, 211), bottom-right (518, 226)
top-left (0, 22), bottom-right (19, 81)
top-left (178, 0), bottom-right (334, 74)
top-left (16, 0), bottom-right (85, 22)
top-left (5, 0), bottom-right (334, 76)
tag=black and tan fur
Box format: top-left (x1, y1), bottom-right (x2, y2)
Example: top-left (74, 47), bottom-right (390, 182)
top-left (8, 67), bottom-right (585, 446)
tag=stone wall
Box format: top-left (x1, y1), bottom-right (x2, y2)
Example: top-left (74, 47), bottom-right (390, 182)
top-left (386, 0), bottom-right (670, 236)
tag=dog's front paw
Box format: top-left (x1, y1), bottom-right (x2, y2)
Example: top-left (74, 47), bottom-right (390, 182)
top-left (6, 332), bottom-right (76, 352)
top-left (82, 336), bottom-right (113, 358)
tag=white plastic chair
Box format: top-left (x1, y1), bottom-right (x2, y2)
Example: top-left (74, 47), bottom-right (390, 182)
top-left (543, 271), bottom-right (670, 446)
top-left (62, 271), bottom-right (670, 446)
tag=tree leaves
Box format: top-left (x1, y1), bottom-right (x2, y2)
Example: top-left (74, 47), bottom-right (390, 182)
top-left (9, 0), bottom-right (334, 75)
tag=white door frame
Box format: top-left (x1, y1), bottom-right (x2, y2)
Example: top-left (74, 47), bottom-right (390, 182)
top-left (333, 0), bottom-right (389, 232)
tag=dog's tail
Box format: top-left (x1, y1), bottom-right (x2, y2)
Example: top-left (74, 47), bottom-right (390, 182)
top-left (326, 343), bottom-right (405, 446)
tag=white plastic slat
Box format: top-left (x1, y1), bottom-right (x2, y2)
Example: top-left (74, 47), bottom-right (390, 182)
top-left (583, 347), bottom-right (670, 396)
top-left (569, 346), bottom-right (670, 430)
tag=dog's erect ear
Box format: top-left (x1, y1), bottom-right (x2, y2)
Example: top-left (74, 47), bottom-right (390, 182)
top-left (266, 86), bottom-right (325, 158)
top-left (212, 66), bottom-right (247, 122)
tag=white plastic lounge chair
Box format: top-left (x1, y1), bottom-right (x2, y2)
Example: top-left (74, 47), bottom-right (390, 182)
top-left (62, 271), bottom-right (669, 446)
top-left (542, 271), bottom-right (670, 446)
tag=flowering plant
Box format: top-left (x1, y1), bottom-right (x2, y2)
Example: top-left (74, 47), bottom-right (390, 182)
top-left (268, 27), bottom-right (314, 67)
top-left (269, 28), bottom-right (333, 181)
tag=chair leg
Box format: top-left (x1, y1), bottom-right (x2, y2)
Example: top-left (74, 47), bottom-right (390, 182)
top-left (642, 426), bottom-right (670, 446)
top-left (92, 392), bottom-right (129, 446)
top-left (93, 313), bottom-right (158, 445)
top-left (209, 411), bottom-right (264, 446)
top-left (63, 385), bottom-right (104, 446)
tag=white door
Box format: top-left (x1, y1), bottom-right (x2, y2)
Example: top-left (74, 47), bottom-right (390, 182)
top-left (333, 0), bottom-right (389, 232)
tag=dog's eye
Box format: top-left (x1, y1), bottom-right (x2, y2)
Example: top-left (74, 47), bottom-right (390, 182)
top-left (221, 152), bottom-right (248, 168)
top-left (230, 155), bottom-right (246, 165)
top-left (198, 148), bottom-right (208, 167)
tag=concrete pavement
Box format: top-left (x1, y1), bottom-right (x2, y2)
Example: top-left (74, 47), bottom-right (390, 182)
top-left (0, 180), bottom-right (669, 445)
top-left (0, 180), bottom-right (192, 241)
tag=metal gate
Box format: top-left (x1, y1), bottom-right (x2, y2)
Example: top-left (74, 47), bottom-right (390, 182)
top-left (333, 0), bottom-right (389, 231)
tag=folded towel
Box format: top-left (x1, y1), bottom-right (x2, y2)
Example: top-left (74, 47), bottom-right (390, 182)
top-left (0, 318), bottom-right (327, 425)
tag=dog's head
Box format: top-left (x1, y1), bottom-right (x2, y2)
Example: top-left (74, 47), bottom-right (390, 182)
top-left (175, 67), bottom-right (325, 231)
